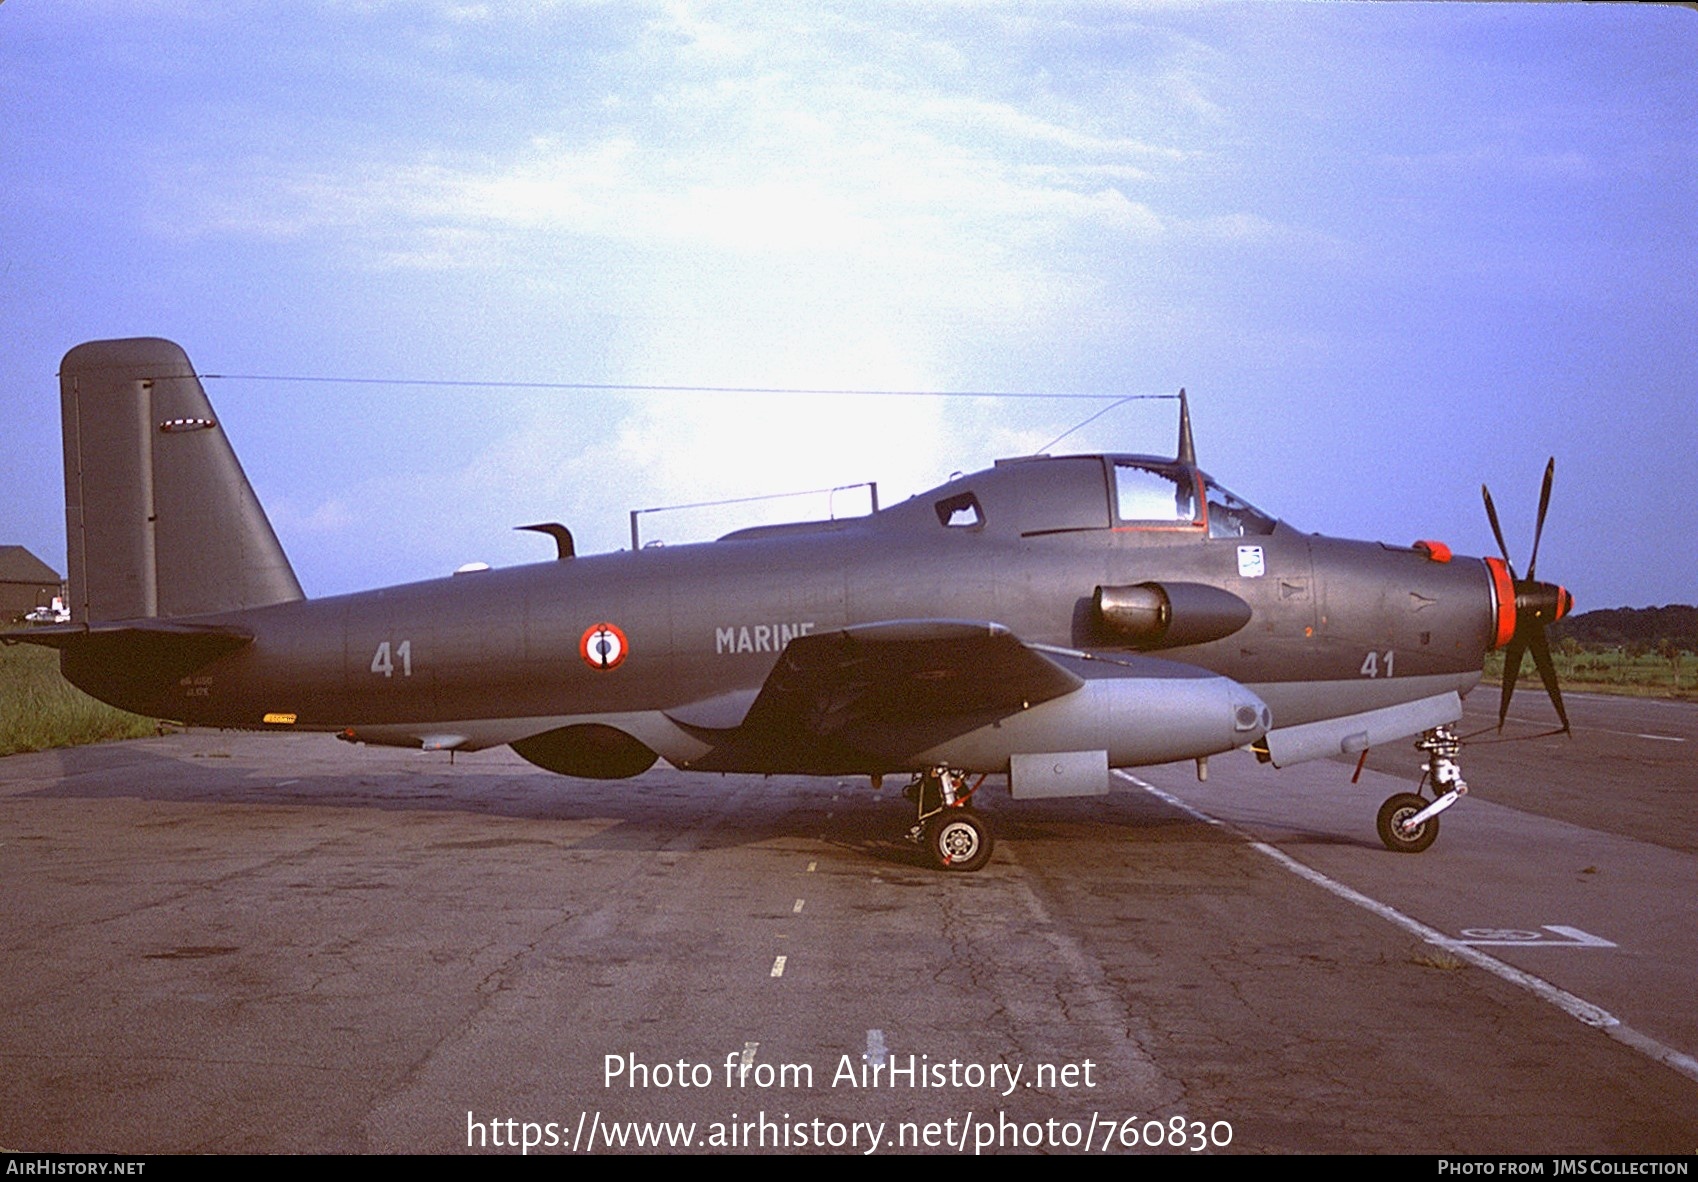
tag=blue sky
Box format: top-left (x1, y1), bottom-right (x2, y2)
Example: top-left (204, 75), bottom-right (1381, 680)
top-left (3, 2), bottom-right (1693, 609)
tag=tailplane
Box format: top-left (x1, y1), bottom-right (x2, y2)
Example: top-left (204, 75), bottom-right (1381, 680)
top-left (60, 338), bottom-right (303, 622)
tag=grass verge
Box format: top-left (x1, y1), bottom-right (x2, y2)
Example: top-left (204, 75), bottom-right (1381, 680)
top-left (1483, 648), bottom-right (1696, 701)
top-left (0, 639), bottom-right (158, 756)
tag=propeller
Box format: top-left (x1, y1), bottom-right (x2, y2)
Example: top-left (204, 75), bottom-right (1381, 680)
top-left (1481, 458), bottom-right (1574, 733)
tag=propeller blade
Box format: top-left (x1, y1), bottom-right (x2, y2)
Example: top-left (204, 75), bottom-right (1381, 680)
top-left (1481, 484), bottom-right (1513, 570)
top-left (1497, 634), bottom-right (1526, 732)
top-left (1526, 626), bottom-right (1571, 734)
top-left (1527, 458), bottom-right (1555, 580)
top-left (1486, 461), bottom-right (1569, 737)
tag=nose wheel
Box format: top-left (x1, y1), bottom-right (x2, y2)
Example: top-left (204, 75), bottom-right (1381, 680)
top-left (1376, 792), bottom-right (1440, 853)
top-left (903, 767), bottom-right (994, 871)
top-left (1376, 724), bottom-right (1466, 853)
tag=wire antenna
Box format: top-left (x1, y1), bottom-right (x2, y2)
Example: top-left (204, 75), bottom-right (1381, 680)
top-left (1036, 393), bottom-right (1177, 454)
top-left (200, 372), bottom-right (1141, 401)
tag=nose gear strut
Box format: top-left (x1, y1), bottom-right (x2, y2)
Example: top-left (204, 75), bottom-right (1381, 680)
top-left (1375, 724), bottom-right (1467, 853)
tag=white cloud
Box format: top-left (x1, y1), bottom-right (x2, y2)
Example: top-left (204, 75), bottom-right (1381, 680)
top-left (159, 3), bottom-right (1220, 308)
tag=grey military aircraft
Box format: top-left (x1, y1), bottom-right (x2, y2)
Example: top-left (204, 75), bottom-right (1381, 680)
top-left (12, 338), bottom-right (1573, 871)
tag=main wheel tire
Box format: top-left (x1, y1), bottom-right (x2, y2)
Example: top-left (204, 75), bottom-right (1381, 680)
top-left (925, 811), bottom-right (994, 872)
top-left (1377, 792), bottom-right (1439, 853)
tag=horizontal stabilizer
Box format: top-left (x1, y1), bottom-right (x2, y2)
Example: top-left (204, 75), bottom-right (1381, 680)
top-left (8, 620), bottom-right (254, 714)
top-left (7, 618), bottom-right (252, 650)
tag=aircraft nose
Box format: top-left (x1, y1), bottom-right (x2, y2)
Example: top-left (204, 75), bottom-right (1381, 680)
top-left (1517, 579), bottom-right (1571, 626)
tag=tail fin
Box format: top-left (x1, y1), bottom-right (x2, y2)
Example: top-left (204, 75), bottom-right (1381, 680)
top-left (60, 338), bottom-right (304, 623)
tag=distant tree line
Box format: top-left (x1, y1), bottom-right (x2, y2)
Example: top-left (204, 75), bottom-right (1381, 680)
top-left (1552, 605), bottom-right (1698, 654)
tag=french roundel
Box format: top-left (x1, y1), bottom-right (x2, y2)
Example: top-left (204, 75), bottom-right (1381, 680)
top-left (580, 622), bottom-right (629, 670)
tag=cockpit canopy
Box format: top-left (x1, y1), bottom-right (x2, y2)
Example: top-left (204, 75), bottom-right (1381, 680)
top-left (717, 453), bottom-right (1280, 545)
top-left (909, 454), bottom-right (1278, 540)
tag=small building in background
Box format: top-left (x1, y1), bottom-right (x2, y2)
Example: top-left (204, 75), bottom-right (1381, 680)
top-left (0, 546), bottom-right (64, 622)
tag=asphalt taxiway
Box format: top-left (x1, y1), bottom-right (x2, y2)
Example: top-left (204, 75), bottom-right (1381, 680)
top-left (1, 691), bottom-right (1694, 1154)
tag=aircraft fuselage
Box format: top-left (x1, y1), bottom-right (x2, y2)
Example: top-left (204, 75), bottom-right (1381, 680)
top-left (69, 493), bottom-right (1493, 775)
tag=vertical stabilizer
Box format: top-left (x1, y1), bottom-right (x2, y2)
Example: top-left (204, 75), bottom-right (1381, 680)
top-left (60, 338), bottom-right (304, 623)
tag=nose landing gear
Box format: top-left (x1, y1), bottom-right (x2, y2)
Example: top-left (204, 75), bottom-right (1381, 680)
top-left (903, 767), bottom-right (994, 872)
top-left (1376, 724), bottom-right (1467, 853)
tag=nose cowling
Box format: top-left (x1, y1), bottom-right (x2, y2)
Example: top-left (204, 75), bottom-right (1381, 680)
top-left (1494, 572), bottom-right (1571, 641)
top-left (1519, 580), bottom-right (1572, 627)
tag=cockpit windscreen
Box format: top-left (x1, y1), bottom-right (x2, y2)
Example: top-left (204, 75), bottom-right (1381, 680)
top-left (1204, 478), bottom-right (1277, 538)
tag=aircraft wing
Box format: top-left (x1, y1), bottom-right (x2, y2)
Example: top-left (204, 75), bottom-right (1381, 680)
top-left (671, 619), bottom-right (1085, 773)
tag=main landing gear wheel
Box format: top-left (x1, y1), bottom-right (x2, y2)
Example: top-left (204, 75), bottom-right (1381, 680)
top-left (925, 811), bottom-right (993, 873)
top-left (1377, 792), bottom-right (1438, 854)
top-left (904, 766), bottom-right (993, 872)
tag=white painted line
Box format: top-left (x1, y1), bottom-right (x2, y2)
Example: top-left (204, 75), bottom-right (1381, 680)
top-left (792, 899), bottom-right (805, 914)
top-left (770, 955), bottom-right (787, 978)
top-left (806, 861), bottom-right (817, 873)
top-left (1543, 925), bottom-right (1618, 948)
top-left (1115, 770), bottom-right (1698, 1086)
top-left (1458, 928), bottom-right (1542, 943)
top-left (1451, 925), bottom-right (1615, 948)
top-left (1497, 712), bottom-right (1684, 742)
top-left (1568, 691), bottom-right (1688, 709)
top-left (865, 1028), bottom-right (888, 1066)
top-left (1446, 923), bottom-right (1616, 951)
top-left (741, 1041), bottom-right (759, 1069)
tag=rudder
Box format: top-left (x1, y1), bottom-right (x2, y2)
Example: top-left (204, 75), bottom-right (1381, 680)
top-left (60, 338), bottom-right (304, 622)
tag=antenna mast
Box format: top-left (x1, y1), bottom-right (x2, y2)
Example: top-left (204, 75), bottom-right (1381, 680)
top-left (1176, 389), bottom-right (1195, 465)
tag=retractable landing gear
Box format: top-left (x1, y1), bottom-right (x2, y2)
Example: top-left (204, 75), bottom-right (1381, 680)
top-left (1376, 724), bottom-right (1468, 854)
top-left (903, 767), bottom-right (993, 872)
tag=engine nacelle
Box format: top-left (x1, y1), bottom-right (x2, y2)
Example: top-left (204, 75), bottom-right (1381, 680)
top-left (511, 723), bottom-right (659, 779)
top-left (1094, 581), bottom-right (1252, 650)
